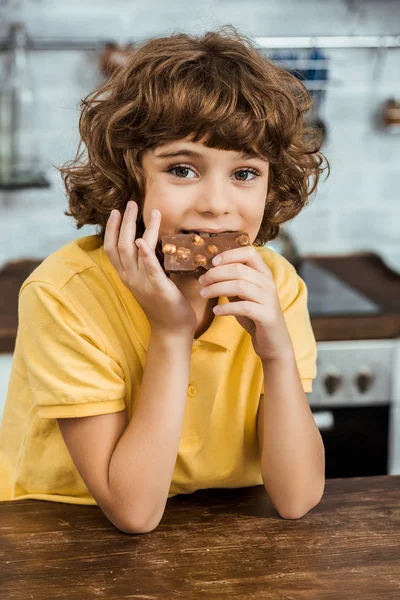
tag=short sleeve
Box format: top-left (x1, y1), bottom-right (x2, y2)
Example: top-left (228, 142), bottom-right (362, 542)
top-left (18, 281), bottom-right (126, 419)
top-left (261, 265), bottom-right (317, 395)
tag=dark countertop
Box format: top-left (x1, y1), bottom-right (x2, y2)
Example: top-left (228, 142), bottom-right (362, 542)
top-left (306, 252), bottom-right (400, 341)
top-left (1, 252), bottom-right (400, 352)
top-left (1, 475), bottom-right (399, 599)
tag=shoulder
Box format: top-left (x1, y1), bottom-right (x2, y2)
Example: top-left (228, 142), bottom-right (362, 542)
top-left (254, 244), bottom-right (297, 281)
top-left (253, 245), bottom-right (303, 310)
top-left (20, 235), bottom-right (104, 295)
top-left (17, 238), bottom-right (110, 358)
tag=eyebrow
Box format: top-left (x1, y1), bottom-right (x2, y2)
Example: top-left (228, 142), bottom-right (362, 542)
top-left (155, 148), bottom-right (268, 162)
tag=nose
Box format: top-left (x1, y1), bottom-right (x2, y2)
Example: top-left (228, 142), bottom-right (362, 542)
top-left (194, 177), bottom-right (231, 217)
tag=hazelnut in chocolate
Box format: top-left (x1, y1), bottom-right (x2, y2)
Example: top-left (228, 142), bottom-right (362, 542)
top-left (160, 231), bottom-right (250, 276)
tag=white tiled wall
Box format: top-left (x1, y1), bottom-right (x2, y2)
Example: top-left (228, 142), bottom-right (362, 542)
top-left (0, 0), bottom-right (400, 416)
top-left (1, 0), bottom-right (399, 268)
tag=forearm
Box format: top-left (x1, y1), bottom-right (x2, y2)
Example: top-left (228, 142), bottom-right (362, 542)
top-left (108, 329), bottom-right (193, 531)
top-left (260, 352), bottom-right (325, 519)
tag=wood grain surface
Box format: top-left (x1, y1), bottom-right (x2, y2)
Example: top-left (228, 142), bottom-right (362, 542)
top-left (1, 475), bottom-right (399, 599)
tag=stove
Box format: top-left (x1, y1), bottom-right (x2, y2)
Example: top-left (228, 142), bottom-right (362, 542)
top-left (292, 258), bottom-right (400, 479)
top-left (298, 259), bottom-right (381, 317)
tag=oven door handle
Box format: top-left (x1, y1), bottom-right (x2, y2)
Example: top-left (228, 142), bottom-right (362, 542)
top-left (312, 410), bottom-right (335, 431)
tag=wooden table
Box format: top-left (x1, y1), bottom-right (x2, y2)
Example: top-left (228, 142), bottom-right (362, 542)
top-left (1, 476), bottom-right (399, 599)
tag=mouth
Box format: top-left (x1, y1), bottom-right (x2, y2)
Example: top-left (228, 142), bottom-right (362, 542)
top-left (179, 229), bottom-right (233, 235)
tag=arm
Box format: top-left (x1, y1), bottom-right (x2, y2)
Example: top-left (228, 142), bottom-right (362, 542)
top-left (58, 329), bottom-right (193, 534)
top-left (108, 329), bottom-right (193, 530)
top-left (257, 350), bottom-right (325, 520)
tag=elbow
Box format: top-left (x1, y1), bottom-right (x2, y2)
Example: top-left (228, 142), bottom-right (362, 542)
top-left (117, 521), bottom-right (159, 535)
top-left (278, 504), bottom-right (314, 520)
top-left (111, 505), bottom-right (165, 535)
top-left (101, 490), bottom-right (167, 535)
top-left (113, 514), bottom-right (161, 535)
top-left (277, 488), bottom-right (325, 521)
top-left (279, 507), bottom-right (309, 520)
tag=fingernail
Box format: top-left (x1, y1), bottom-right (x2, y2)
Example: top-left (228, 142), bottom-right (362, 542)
top-left (110, 209), bottom-right (117, 219)
top-left (151, 209), bottom-right (159, 218)
top-left (213, 255), bottom-right (221, 265)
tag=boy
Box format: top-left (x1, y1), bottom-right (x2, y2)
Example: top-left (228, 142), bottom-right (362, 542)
top-left (0, 26), bottom-right (328, 533)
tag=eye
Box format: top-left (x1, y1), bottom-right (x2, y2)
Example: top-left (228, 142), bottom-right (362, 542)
top-left (167, 164), bottom-right (260, 182)
top-left (233, 168), bottom-right (260, 182)
top-left (167, 165), bottom-right (197, 179)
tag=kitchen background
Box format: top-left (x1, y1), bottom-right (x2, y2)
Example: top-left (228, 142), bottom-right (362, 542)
top-left (0, 0), bottom-right (399, 268)
top-left (0, 0), bottom-right (399, 478)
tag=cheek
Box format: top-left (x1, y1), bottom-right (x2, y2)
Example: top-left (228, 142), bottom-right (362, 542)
top-left (141, 205), bottom-right (152, 228)
top-left (246, 204), bottom-right (265, 226)
top-left (247, 206), bottom-right (265, 242)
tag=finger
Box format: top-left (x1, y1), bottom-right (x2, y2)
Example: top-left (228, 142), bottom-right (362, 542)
top-left (118, 200), bottom-right (139, 272)
top-left (142, 208), bottom-right (161, 252)
top-left (104, 209), bottom-right (124, 273)
top-left (212, 246), bottom-right (268, 275)
top-left (213, 300), bottom-right (260, 320)
top-left (200, 280), bottom-right (265, 304)
top-left (135, 238), bottom-right (166, 281)
top-left (200, 263), bottom-right (265, 289)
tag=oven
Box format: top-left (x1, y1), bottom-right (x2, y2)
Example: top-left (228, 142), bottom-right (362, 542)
top-left (314, 405), bottom-right (389, 478)
top-left (307, 339), bottom-right (397, 478)
top-left (297, 258), bottom-right (400, 479)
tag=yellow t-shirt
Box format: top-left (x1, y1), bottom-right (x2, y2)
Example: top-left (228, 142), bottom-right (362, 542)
top-left (0, 234), bottom-right (317, 505)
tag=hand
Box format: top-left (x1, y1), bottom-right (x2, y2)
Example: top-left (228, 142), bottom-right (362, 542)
top-left (198, 246), bottom-right (294, 362)
top-left (104, 201), bottom-right (197, 335)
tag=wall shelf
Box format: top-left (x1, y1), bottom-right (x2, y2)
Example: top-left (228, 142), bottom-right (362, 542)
top-left (0, 35), bottom-right (399, 53)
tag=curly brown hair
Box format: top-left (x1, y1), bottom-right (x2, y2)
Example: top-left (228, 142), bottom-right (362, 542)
top-left (56, 25), bottom-right (329, 247)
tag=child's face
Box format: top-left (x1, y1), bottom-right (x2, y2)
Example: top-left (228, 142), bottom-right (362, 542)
top-left (140, 135), bottom-right (269, 245)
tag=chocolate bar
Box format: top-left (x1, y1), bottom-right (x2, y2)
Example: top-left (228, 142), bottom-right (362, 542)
top-left (160, 231), bottom-right (250, 277)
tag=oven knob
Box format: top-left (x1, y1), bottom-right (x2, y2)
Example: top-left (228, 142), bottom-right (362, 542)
top-left (324, 373), bottom-right (342, 395)
top-left (355, 369), bottom-right (374, 394)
